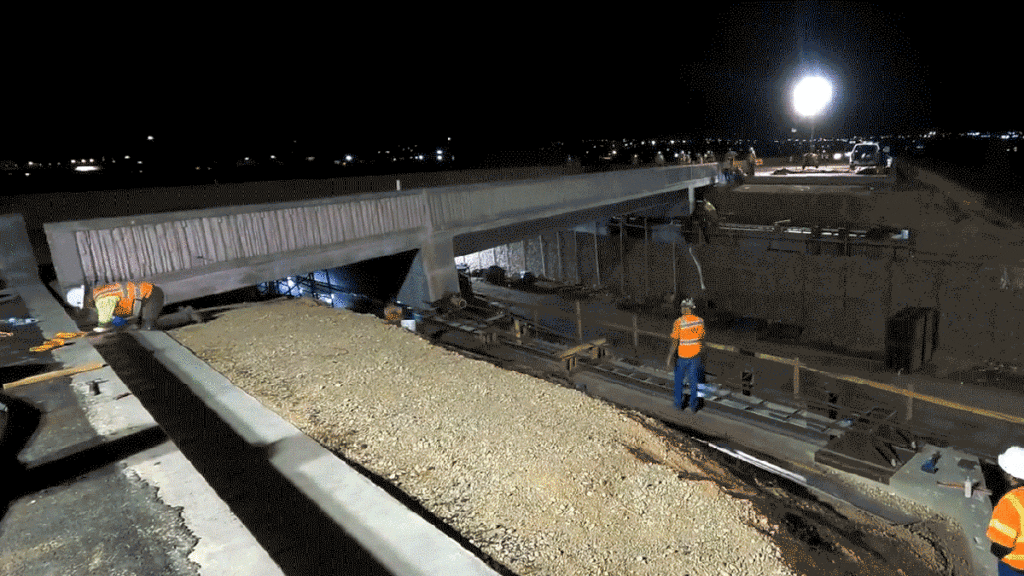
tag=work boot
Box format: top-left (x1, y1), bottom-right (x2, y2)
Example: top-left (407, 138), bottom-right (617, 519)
top-left (677, 395), bottom-right (690, 411)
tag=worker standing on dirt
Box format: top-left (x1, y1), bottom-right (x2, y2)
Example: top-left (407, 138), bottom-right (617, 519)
top-left (989, 446), bottom-right (1024, 575)
top-left (65, 281), bottom-right (165, 332)
top-left (665, 297), bottom-right (706, 413)
top-left (691, 200), bottom-right (718, 244)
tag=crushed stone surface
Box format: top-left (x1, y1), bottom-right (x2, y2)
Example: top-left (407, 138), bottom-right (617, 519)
top-left (169, 297), bottom-right (951, 576)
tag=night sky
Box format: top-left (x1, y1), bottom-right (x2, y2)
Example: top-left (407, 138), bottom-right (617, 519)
top-left (4, 3), bottom-right (1020, 164)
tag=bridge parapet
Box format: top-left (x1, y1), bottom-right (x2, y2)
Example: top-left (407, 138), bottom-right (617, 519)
top-left (45, 190), bottom-right (429, 302)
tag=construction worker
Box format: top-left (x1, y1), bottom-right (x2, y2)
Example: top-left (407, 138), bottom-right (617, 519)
top-left (384, 301), bottom-right (404, 324)
top-left (989, 446), bottom-right (1024, 575)
top-left (665, 297), bottom-right (706, 413)
top-left (65, 281), bottom-right (164, 332)
top-left (691, 199), bottom-right (719, 244)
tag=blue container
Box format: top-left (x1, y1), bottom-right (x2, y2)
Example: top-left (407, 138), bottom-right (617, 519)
top-left (921, 452), bottom-right (940, 474)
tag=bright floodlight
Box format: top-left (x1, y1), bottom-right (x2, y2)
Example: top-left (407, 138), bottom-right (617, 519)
top-left (793, 76), bottom-right (833, 117)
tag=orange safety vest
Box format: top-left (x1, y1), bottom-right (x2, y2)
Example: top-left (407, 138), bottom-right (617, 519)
top-left (671, 313), bottom-right (705, 359)
top-left (988, 486), bottom-right (1024, 570)
top-left (93, 282), bottom-right (154, 317)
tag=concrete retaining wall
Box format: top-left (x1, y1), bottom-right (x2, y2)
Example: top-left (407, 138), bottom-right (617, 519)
top-left (477, 232), bottom-right (1024, 368)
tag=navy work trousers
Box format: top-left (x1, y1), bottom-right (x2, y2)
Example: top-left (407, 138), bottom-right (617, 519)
top-left (674, 354), bottom-right (705, 412)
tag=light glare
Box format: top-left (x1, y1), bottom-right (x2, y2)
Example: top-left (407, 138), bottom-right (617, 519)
top-left (793, 76), bottom-right (833, 117)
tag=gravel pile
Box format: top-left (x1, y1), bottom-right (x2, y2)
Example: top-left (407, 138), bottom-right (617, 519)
top-left (170, 298), bottom-right (799, 576)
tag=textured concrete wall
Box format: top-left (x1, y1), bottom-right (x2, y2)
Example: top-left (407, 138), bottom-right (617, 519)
top-left (457, 218), bottom-right (1024, 367)
top-left (940, 262), bottom-right (994, 360)
top-left (713, 189), bottom-right (873, 228)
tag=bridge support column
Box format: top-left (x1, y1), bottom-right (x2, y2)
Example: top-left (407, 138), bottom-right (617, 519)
top-left (398, 233), bottom-right (460, 309)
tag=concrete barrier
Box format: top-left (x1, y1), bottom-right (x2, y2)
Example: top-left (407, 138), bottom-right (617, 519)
top-left (135, 331), bottom-right (500, 576)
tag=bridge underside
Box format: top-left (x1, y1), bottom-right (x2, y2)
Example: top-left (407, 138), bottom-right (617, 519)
top-left (396, 190), bottom-right (697, 309)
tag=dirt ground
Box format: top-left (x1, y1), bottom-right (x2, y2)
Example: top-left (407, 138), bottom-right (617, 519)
top-left (169, 298), bottom-right (955, 576)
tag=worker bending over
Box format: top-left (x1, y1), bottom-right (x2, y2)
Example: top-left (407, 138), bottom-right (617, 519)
top-left (990, 446), bottom-right (1024, 575)
top-left (666, 297), bottom-right (706, 413)
top-left (66, 281), bottom-right (165, 332)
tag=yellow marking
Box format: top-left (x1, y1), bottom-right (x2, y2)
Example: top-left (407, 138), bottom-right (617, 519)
top-left (704, 341), bottom-right (1024, 425)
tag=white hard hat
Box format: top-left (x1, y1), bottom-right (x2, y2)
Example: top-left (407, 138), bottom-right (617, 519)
top-left (680, 298), bottom-right (695, 311)
top-left (66, 285), bottom-right (85, 309)
top-left (999, 446), bottom-right (1024, 480)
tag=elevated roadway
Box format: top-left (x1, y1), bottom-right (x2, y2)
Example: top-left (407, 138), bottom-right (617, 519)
top-left (41, 164), bottom-right (717, 308)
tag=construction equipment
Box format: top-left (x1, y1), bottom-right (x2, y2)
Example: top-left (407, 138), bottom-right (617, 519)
top-left (728, 147), bottom-right (762, 177)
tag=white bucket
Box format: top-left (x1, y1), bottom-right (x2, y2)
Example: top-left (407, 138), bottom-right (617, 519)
top-left (401, 319), bottom-right (416, 332)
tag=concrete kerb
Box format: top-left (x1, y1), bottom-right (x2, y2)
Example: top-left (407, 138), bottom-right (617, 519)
top-left (134, 330), bottom-right (501, 576)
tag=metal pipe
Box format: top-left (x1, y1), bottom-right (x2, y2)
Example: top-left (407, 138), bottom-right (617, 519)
top-left (573, 230), bottom-right (580, 284)
top-left (594, 220), bottom-right (601, 287)
top-left (644, 217), bottom-right (649, 296)
top-left (793, 356), bottom-right (800, 396)
top-left (557, 231), bottom-right (563, 282)
top-left (619, 218), bottom-right (625, 294)
top-left (576, 300), bottom-right (583, 343)
top-left (632, 314), bottom-right (639, 355)
top-left (672, 228), bottom-right (677, 297)
top-left (539, 235), bottom-right (546, 279)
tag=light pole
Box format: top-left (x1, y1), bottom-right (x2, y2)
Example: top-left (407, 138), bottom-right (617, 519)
top-left (793, 76), bottom-right (833, 154)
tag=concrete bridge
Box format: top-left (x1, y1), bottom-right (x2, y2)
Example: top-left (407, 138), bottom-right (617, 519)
top-left (42, 164), bottom-right (718, 308)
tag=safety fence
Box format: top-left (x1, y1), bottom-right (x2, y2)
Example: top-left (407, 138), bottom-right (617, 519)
top-left (477, 293), bottom-right (1024, 430)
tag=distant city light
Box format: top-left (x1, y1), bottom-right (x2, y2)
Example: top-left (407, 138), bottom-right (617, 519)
top-left (345, 155), bottom-right (353, 161)
top-left (74, 165), bottom-right (100, 172)
top-left (147, 135), bottom-right (154, 140)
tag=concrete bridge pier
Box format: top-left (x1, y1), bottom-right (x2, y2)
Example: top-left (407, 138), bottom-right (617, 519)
top-left (398, 232), bottom-right (460, 309)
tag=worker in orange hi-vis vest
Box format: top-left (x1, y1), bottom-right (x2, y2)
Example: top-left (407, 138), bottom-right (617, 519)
top-left (989, 446), bottom-right (1024, 575)
top-left (65, 281), bottom-right (165, 333)
top-left (665, 297), bottom-right (706, 413)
